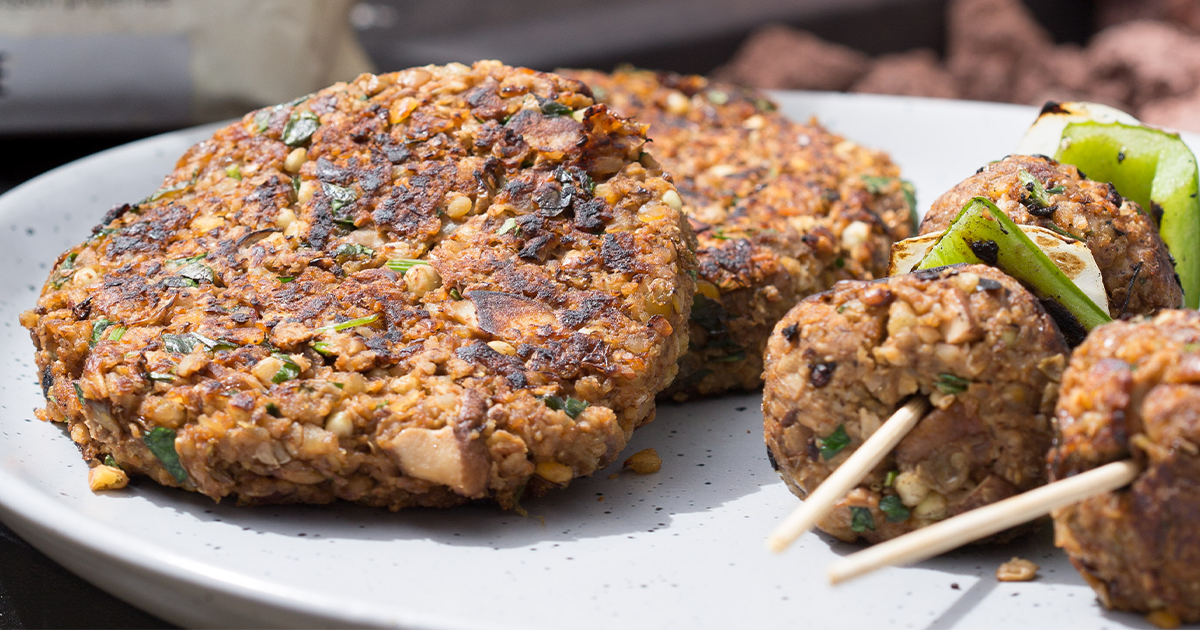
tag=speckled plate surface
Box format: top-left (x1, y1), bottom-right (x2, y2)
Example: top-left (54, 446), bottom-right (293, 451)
top-left (0, 93), bottom-right (1182, 629)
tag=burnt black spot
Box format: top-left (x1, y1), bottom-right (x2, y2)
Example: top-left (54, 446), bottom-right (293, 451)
top-left (806, 437), bottom-right (820, 462)
top-left (1117, 151), bottom-right (1126, 163)
top-left (967, 239), bottom-right (1000, 266)
top-left (1105, 183), bottom-right (1123, 207)
top-left (600, 233), bottom-right (639, 273)
top-left (518, 233), bottom-right (556, 262)
top-left (72, 296), bottom-right (93, 319)
top-left (561, 295), bottom-right (614, 329)
top-left (1150, 201), bottom-right (1164, 228)
top-left (40, 366), bottom-right (53, 398)
top-left (976, 277), bottom-right (1003, 291)
top-left (1039, 101), bottom-right (1068, 116)
top-left (1039, 298), bottom-right (1087, 346)
top-left (976, 165), bottom-right (987, 175)
top-left (573, 198), bottom-right (610, 233)
top-left (93, 203), bottom-right (131, 233)
top-left (766, 446), bottom-right (780, 471)
top-left (381, 142), bottom-right (411, 165)
top-left (780, 323), bottom-right (799, 342)
top-left (809, 361), bottom-right (836, 388)
top-left (1029, 203), bottom-right (1057, 218)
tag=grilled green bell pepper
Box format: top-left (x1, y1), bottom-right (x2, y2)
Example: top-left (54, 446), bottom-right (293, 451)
top-left (916, 196), bottom-right (1111, 343)
top-left (1055, 122), bottom-right (1200, 308)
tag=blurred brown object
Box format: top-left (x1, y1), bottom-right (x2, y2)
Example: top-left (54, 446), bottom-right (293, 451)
top-left (713, 24), bottom-right (869, 91)
top-left (1096, 0), bottom-right (1200, 32)
top-left (720, 0), bottom-right (1200, 133)
top-left (1088, 20), bottom-right (1200, 110)
top-left (945, 0), bottom-right (1054, 103)
top-left (1142, 91), bottom-right (1200, 134)
top-left (851, 49), bottom-right (959, 99)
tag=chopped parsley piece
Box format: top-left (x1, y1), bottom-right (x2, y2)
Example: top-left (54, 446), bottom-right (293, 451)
top-left (316, 314), bottom-right (380, 333)
top-left (90, 318), bottom-right (115, 347)
top-left (282, 110), bottom-right (319, 146)
top-left (879, 495), bottom-right (911, 522)
top-left (311, 341), bottom-right (335, 356)
top-left (1018, 169), bottom-right (1060, 209)
top-left (225, 164), bottom-right (242, 181)
top-left (817, 424), bottom-right (851, 460)
top-left (143, 427), bottom-right (187, 482)
top-left (449, 288), bottom-right (462, 300)
top-left (386, 258), bottom-right (430, 274)
top-left (884, 470), bottom-right (898, 487)
top-left (175, 262), bottom-right (215, 284)
top-left (334, 243), bottom-right (375, 260)
top-left (253, 109), bottom-right (272, 133)
top-left (103, 455), bottom-right (119, 469)
top-left (323, 183), bottom-right (358, 215)
top-left (497, 217), bottom-right (518, 235)
top-left (271, 353), bottom-right (301, 384)
top-left (331, 381), bottom-right (344, 389)
top-left (850, 506), bottom-right (876, 533)
top-left (690, 294), bottom-right (729, 337)
top-left (935, 373), bottom-right (972, 395)
top-left (61, 252), bottom-right (78, 270)
top-left (861, 175), bottom-right (895, 194)
top-left (161, 332), bottom-right (237, 354)
top-left (145, 180), bottom-right (190, 203)
top-left (163, 276), bottom-right (199, 288)
top-left (168, 253), bottom-right (207, 266)
top-left (542, 395), bottom-right (589, 418)
top-left (265, 403), bottom-right (281, 417)
top-left (277, 276), bottom-right (294, 283)
top-left (74, 382), bottom-right (84, 405)
top-left (539, 98), bottom-right (573, 117)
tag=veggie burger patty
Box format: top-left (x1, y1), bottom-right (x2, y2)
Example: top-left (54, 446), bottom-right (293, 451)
top-left (562, 68), bottom-right (916, 399)
top-left (21, 61), bottom-right (697, 509)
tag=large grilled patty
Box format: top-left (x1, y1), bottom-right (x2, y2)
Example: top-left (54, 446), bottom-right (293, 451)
top-left (21, 61), bottom-right (697, 509)
top-left (562, 68), bottom-right (915, 399)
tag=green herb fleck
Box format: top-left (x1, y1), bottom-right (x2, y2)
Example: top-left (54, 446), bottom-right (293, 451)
top-left (148, 372), bottom-right (175, 382)
top-left (225, 165), bottom-right (242, 181)
top-left (884, 470), bottom-right (898, 487)
top-left (835, 257), bottom-right (845, 269)
top-left (385, 258), bottom-right (430, 275)
top-left (331, 381), bottom-right (344, 389)
top-left (817, 424), bottom-right (851, 460)
top-left (539, 99), bottom-right (573, 117)
top-left (271, 353), bottom-right (301, 384)
top-left (90, 318), bottom-right (114, 347)
top-left (754, 98), bottom-right (776, 112)
top-left (686, 269), bottom-right (698, 280)
top-left (449, 288), bottom-right (462, 300)
top-left (265, 403), bottom-right (281, 417)
top-left (74, 382), bottom-right (84, 405)
top-left (253, 109), bottom-right (272, 134)
top-left (106, 326), bottom-right (126, 342)
top-left (935, 373), bottom-right (972, 395)
top-left (311, 341), bottom-right (335, 356)
top-left (282, 110), bottom-right (320, 147)
top-left (1043, 222), bottom-right (1082, 241)
top-left (278, 276), bottom-right (294, 283)
top-left (1186, 342), bottom-right (1200, 353)
top-left (316, 314), bottom-right (380, 333)
top-left (334, 243), bottom-right (375, 260)
top-left (498, 217), bottom-right (518, 235)
top-left (879, 495), bottom-right (911, 523)
top-left (542, 395), bottom-right (589, 418)
top-left (103, 455), bottom-right (119, 469)
top-left (176, 262), bottom-right (215, 284)
top-left (850, 506), bottom-right (876, 533)
top-left (861, 175), bottom-right (895, 194)
top-left (61, 252), bottom-right (78, 270)
top-left (161, 332), bottom-right (237, 354)
top-left (322, 183), bottom-right (358, 215)
top-left (837, 304), bottom-right (849, 314)
top-left (1018, 169), bottom-right (1059, 209)
top-left (711, 350), bottom-right (746, 363)
top-left (168, 253), bottom-right (207, 266)
top-left (143, 427), bottom-right (187, 482)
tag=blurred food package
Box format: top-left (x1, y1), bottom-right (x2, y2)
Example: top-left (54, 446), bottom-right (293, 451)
top-left (0, 0), bottom-right (373, 133)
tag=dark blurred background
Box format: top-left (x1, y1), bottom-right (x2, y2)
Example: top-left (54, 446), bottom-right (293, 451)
top-left (0, 0), bottom-right (1193, 626)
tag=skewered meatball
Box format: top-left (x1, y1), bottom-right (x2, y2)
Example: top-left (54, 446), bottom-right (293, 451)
top-left (921, 154), bottom-right (1183, 316)
top-left (563, 67), bottom-right (915, 399)
top-left (1051, 310), bottom-right (1200, 623)
top-left (763, 265), bottom-right (1069, 543)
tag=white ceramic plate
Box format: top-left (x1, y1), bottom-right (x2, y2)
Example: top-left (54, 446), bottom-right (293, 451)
top-left (0, 92), bottom-right (1180, 629)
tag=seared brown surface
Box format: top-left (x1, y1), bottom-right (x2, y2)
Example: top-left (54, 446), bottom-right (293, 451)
top-left (1051, 311), bottom-right (1200, 622)
top-left (763, 265), bottom-right (1067, 543)
top-left (20, 61), bottom-right (697, 509)
top-left (922, 154), bottom-right (1183, 316)
top-left (563, 67), bottom-right (915, 398)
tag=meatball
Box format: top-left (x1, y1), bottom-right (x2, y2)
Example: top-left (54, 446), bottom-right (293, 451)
top-left (20, 62), bottom-right (697, 510)
top-left (563, 68), bottom-right (915, 399)
top-left (763, 265), bottom-right (1068, 543)
top-left (922, 154), bottom-right (1182, 316)
top-left (1050, 310), bottom-right (1200, 623)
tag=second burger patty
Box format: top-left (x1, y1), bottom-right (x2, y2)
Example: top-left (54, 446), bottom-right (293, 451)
top-left (563, 68), bottom-right (916, 399)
